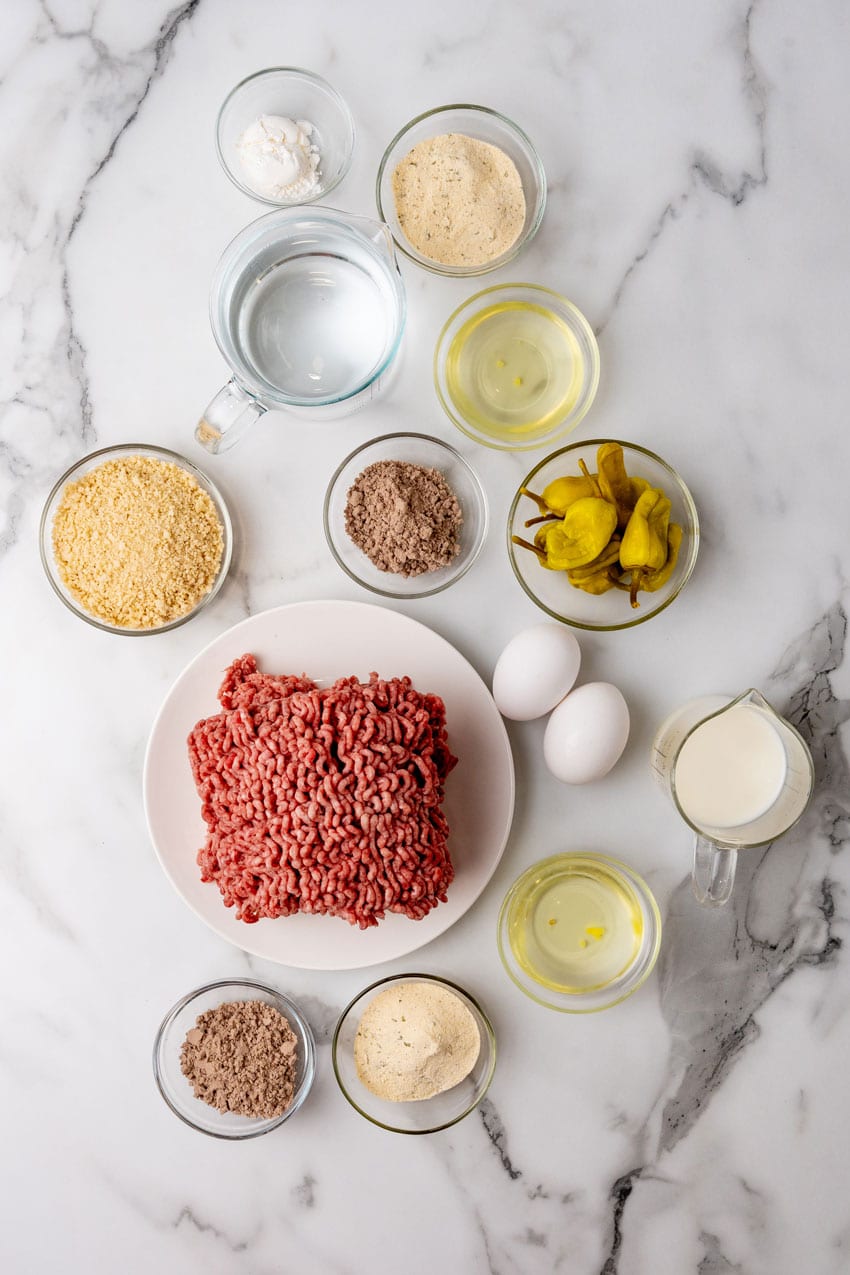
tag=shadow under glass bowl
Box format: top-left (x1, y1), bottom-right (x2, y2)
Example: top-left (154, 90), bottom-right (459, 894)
top-left (434, 283), bottom-right (600, 451)
top-left (507, 438), bottom-right (699, 631)
top-left (323, 432), bottom-right (488, 599)
top-left (39, 443), bottom-right (233, 635)
top-left (216, 67), bottom-right (355, 206)
top-left (332, 973), bottom-right (496, 1134)
top-left (497, 854), bottom-right (662, 1013)
top-left (376, 104), bottom-right (546, 277)
top-left (153, 979), bottom-right (317, 1139)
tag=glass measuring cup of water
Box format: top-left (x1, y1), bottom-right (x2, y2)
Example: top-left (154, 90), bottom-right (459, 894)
top-left (196, 207), bottom-right (406, 452)
top-left (651, 689), bottom-right (814, 906)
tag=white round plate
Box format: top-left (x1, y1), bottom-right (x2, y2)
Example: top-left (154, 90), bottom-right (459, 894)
top-left (143, 600), bottom-right (515, 969)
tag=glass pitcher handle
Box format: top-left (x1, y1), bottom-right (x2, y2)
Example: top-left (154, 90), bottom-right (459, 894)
top-left (196, 380), bottom-right (266, 454)
top-left (692, 835), bottom-right (737, 907)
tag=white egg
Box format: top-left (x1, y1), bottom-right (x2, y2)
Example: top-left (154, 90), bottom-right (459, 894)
top-left (543, 682), bottom-right (630, 784)
top-left (492, 624), bottom-right (581, 721)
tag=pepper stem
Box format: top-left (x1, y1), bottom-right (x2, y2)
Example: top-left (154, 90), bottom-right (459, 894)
top-left (524, 513), bottom-right (560, 528)
top-left (577, 460), bottom-right (603, 499)
top-left (512, 534), bottom-right (546, 560)
top-left (519, 486), bottom-right (549, 514)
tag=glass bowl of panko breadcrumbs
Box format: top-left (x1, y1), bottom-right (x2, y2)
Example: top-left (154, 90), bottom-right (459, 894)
top-left (40, 444), bottom-right (233, 635)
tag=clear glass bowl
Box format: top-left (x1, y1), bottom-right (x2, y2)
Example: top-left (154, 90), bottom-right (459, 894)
top-left (153, 979), bottom-right (317, 1139)
top-left (434, 283), bottom-right (600, 450)
top-left (497, 854), bottom-right (662, 1013)
top-left (216, 67), bottom-right (355, 206)
top-left (39, 443), bottom-right (233, 635)
top-left (507, 439), bottom-right (699, 631)
top-left (323, 432), bottom-right (488, 598)
top-left (376, 104), bottom-right (546, 276)
top-left (332, 973), bottom-right (496, 1134)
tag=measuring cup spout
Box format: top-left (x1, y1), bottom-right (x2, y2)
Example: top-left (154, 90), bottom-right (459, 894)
top-left (341, 211), bottom-right (398, 264)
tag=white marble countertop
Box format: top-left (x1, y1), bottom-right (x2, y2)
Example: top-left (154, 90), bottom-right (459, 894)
top-left (3, 1), bottom-right (849, 1271)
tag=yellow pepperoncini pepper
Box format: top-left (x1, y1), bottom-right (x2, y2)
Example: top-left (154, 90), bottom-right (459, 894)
top-left (567, 538), bottom-right (622, 583)
top-left (571, 570), bottom-right (617, 595)
top-left (597, 443), bottom-right (635, 529)
top-left (643, 523), bottom-right (683, 592)
top-left (520, 474), bottom-right (596, 518)
top-left (545, 497), bottom-right (618, 569)
top-left (619, 488), bottom-right (669, 607)
top-left (567, 537), bottom-right (622, 594)
top-left (619, 489), bottom-right (667, 571)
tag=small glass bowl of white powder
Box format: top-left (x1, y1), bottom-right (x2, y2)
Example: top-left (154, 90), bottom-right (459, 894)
top-left (217, 67), bottom-right (355, 206)
top-left (332, 974), bottom-right (496, 1134)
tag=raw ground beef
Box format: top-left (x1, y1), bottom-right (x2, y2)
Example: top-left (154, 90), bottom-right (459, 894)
top-left (187, 654), bottom-right (458, 928)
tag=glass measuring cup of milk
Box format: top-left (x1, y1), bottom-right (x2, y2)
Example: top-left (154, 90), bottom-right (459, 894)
top-left (196, 207), bottom-right (406, 452)
top-left (651, 690), bottom-right (814, 906)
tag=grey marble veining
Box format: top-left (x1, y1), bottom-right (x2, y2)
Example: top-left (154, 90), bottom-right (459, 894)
top-left (2, 0), bottom-right (850, 1272)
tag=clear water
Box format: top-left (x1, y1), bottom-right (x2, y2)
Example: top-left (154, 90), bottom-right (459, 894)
top-left (234, 252), bottom-right (395, 402)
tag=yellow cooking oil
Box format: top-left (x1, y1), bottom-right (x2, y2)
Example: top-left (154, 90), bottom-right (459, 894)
top-left (507, 857), bottom-right (644, 993)
top-left (444, 300), bottom-right (585, 444)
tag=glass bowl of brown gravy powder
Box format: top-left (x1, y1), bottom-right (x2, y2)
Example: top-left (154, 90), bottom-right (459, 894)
top-left (324, 432), bottom-right (488, 598)
top-left (377, 104), bottom-right (546, 276)
top-left (332, 973), bottom-right (496, 1134)
top-left (154, 979), bottom-right (316, 1138)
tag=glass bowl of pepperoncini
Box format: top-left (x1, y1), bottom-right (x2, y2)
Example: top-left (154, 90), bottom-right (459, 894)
top-left (507, 439), bottom-right (699, 631)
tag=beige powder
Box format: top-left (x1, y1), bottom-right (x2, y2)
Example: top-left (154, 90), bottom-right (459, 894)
top-left (51, 455), bottom-right (223, 629)
top-left (392, 132), bottom-right (526, 268)
top-left (353, 982), bottom-right (481, 1102)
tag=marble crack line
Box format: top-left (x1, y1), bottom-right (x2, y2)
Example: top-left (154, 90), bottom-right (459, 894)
top-left (595, 200), bottom-right (681, 336)
top-left (67, 0), bottom-right (204, 244)
top-left (174, 1206), bottom-right (251, 1254)
top-left (98, 1173), bottom-right (262, 1258)
top-left (479, 1097), bottom-right (522, 1181)
top-left (599, 1166), bottom-right (643, 1275)
top-left (596, 0), bottom-right (770, 336)
top-left (691, 0), bottom-right (769, 206)
top-left (698, 1228), bottom-right (745, 1273)
top-left (54, 0), bottom-right (203, 454)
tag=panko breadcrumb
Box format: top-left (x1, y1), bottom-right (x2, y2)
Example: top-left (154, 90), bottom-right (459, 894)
top-left (51, 455), bottom-right (224, 629)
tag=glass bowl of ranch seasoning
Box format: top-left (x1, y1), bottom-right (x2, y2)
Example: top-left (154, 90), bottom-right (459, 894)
top-left (332, 973), bottom-right (496, 1134)
top-left (323, 432), bottom-right (488, 598)
top-left (377, 104), bottom-right (546, 276)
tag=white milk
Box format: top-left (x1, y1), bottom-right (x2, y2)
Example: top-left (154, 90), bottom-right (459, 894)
top-left (673, 704), bottom-right (788, 830)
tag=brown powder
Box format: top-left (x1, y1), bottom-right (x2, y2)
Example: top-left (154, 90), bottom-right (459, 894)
top-left (391, 132), bottom-right (526, 268)
top-left (344, 459), bottom-right (463, 577)
top-left (51, 454), bottom-right (223, 629)
top-left (180, 1000), bottom-right (298, 1119)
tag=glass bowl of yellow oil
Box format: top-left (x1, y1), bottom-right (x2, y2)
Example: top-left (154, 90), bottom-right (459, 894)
top-left (434, 284), bottom-right (600, 450)
top-left (497, 853), bottom-right (661, 1012)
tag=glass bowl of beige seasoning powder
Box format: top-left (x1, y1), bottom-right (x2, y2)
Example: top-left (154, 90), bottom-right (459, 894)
top-left (332, 973), bottom-right (496, 1134)
top-left (40, 444), bottom-right (232, 634)
top-left (323, 432), bottom-right (488, 598)
top-left (153, 979), bottom-right (317, 1139)
top-left (376, 104), bottom-right (546, 276)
